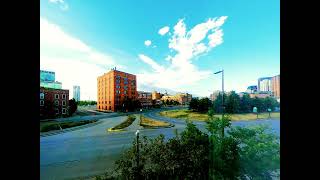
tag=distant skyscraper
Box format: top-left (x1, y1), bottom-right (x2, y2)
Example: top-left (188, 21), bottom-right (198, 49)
top-left (40, 70), bottom-right (62, 89)
top-left (271, 75), bottom-right (280, 98)
top-left (73, 86), bottom-right (80, 102)
top-left (258, 77), bottom-right (272, 92)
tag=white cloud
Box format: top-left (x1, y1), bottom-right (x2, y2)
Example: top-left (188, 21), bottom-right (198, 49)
top-left (49, 0), bottom-right (69, 11)
top-left (138, 54), bottom-right (164, 73)
top-left (144, 40), bottom-right (152, 47)
top-left (138, 17), bottom-right (228, 93)
top-left (158, 26), bottom-right (169, 36)
top-left (40, 17), bottom-right (124, 100)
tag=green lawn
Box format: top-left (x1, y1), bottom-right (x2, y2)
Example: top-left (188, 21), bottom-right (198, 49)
top-left (40, 120), bottom-right (98, 132)
top-left (109, 115), bottom-right (136, 131)
top-left (140, 115), bottom-right (173, 128)
top-left (159, 109), bottom-right (280, 121)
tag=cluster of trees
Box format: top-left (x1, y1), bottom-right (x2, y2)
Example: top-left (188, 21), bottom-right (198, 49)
top-left (189, 91), bottom-right (280, 114)
top-left (117, 98), bottom-right (142, 112)
top-left (162, 99), bottom-right (180, 106)
top-left (98, 114), bottom-right (280, 179)
top-left (40, 98), bottom-right (78, 119)
top-left (214, 92), bottom-right (280, 113)
top-left (189, 97), bottom-right (212, 112)
top-left (77, 100), bottom-right (97, 106)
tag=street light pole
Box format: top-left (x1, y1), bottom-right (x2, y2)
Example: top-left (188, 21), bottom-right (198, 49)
top-left (135, 130), bottom-right (140, 176)
top-left (222, 70), bottom-right (224, 119)
top-left (214, 69), bottom-right (225, 138)
top-left (214, 70), bottom-right (224, 118)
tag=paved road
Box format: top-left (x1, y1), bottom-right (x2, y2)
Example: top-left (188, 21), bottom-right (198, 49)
top-left (40, 108), bottom-right (279, 180)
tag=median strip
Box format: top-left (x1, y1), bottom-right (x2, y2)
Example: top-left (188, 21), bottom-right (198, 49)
top-left (107, 115), bottom-right (136, 132)
top-left (140, 115), bottom-right (174, 129)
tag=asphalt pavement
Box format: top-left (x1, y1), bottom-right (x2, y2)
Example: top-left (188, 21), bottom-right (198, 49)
top-left (40, 107), bottom-right (279, 180)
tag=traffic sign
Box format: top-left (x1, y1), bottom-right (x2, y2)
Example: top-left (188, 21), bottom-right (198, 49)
top-left (253, 107), bottom-right (257, 113)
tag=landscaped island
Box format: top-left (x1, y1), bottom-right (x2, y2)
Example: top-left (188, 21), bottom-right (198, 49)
top-left (108, 115), bottom-right (136, 132)
top-left (140, 115), bottom-right (173, 128)
top-left (159, 109), bottom-right (280, 121)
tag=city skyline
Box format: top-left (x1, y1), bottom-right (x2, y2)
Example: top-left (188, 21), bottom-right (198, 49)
top-left (40, 0), bottom-right (279, 100)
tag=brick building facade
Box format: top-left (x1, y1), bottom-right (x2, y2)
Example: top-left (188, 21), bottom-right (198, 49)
top-left (138, 91), bottom-right (152, 107)
top-left (97, 69), bottom-right (137, 112)
top-left (271, 75), bottom-right (280, 98)
top-left (40, 87), bottom-right (69, 118)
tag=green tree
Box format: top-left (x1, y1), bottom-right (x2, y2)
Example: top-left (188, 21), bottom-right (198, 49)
top-left (100, 114), bottom-right (279, 180)
top-left (189, 98), bottom-right (199, 111)
top-left (68, 98), bottom-right (77, 116)
top-left (42, 100), bottom-right (55, 119)
top-left (240, 93), bottom-right (252, 113)
top-left (225, 91), bottom-right (241, 113)
top-left (251, 97), bottom-right (263, 113)
top-left (213, 92), bottom-right (226, 113)
top-left (229, 125), bottom-right (280, 179)
top-left (198, 97), bottom-right (212, 112)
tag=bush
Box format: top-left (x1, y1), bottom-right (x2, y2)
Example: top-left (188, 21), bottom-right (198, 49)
top-left (40, 123), bottom-right (60, 132)
top-left (101, 117), bottom-right (280, 179)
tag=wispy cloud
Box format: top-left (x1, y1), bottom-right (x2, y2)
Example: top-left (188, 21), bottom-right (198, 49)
top-left (49, 0), bottom-right (69, 11)
top-left (138, 17), bottom-right (228, 93)
top-left (144, 40), bottom-right (152, 47)
top-left (41, 17), bottom-right (125, 100)
top-left (158, 26), bottom-right (170, 36)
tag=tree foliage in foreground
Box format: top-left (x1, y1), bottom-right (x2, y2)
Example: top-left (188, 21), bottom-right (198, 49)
top-left (97, 115), bottom-right (280, 180)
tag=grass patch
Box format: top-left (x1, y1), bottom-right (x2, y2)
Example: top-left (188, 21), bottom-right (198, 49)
top-left (140, 115), bottom-right (173, 128)
top-left (40, 120), bottom-right (98, 132)
top-left (109, 115), bottom-right (136, 131)
top-left (159, 109), bottom-right (280, 121)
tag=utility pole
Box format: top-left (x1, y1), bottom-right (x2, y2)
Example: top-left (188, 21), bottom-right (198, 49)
top-left (214, 69), bottom-right (224, 137)
top-left (135, 130), bottom-right (140, 177)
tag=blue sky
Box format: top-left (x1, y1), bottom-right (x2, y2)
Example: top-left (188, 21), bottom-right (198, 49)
top-left (40, 0), bottom-right (279, 100)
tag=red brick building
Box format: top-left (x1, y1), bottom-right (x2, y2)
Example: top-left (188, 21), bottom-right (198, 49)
top-left (40, 87), bottom-right (69, 118)
top-left (138, 91), bottom-right (152, 108)
top-left (97, 69), bottom-right (137, 112)
top-left (271, 75), bottom-right (280, 98)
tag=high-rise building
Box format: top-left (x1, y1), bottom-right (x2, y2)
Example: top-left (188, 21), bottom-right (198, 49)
top-left (97, 69), bottom-right (137, 112)
top-left (73, 86), bottom-right (80, 102)
top-left (258, 77), bottom-right (272, 92)
top-left (271, 75), bottom-right (280, 98)
top-left (40, 70), bottom-right (62, 89)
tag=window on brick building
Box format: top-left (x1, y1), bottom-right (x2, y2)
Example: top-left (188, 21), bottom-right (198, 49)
top-left (62, 94), bottom-right (66, 99)
top-left (55, 94), bottom-right (59, 99)
top-left (62, 108), bottom-right (67, 114)
top-left (40, 93), bottom-right (44, 99)
top-left (55, 100), bottom-right (59, 106)
top-left (40, 100), bottom-right (44, 106)
top-left (55, 108), bottom-right (59, 114)
top-left (62, 100), bottom-right (66, 106)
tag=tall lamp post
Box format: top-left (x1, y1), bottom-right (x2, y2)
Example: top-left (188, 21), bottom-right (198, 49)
top-left (214, 70), bottom-right (224, 118)
top-left (135, 130), bottom-right (141, 178)
top-left (135, 130), bottom-right (140, 168)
